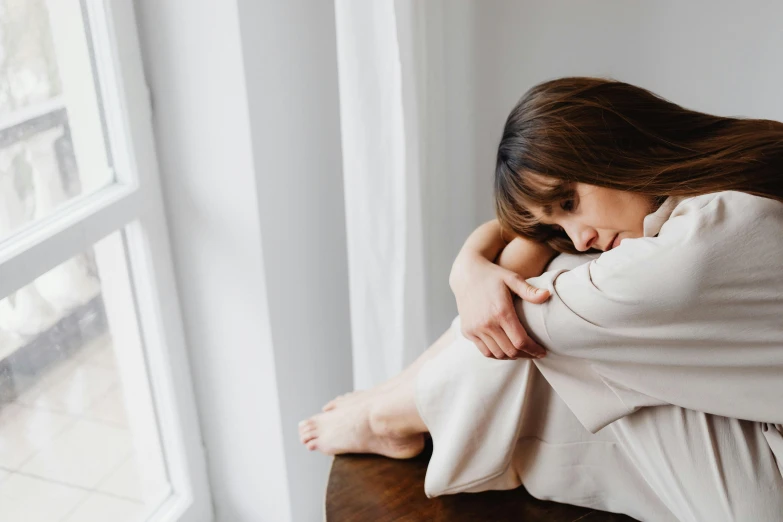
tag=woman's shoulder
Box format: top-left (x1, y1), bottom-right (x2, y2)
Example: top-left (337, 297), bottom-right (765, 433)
top-left (669, 191), bottom-right (783, 227)
top-left (647, 191), bottom-right (782, 251)
top-left (589, 190), bottom-right (783, 307)
top-left (642, 191), bottom-right (781, 242)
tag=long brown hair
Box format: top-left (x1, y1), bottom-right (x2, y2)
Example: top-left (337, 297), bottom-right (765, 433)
top-left (495, 77), bottom-right (783, 254)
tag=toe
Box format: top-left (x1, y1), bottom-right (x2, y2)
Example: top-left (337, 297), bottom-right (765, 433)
top-left (301, 421), bottom-right (318, 443)
top-left (298, 419), bottom-right (317, 442)
top-left (302, 429), bottom-right (318, 443)
top-left (322, 401), bottom-right (336, 412)
top-left (306, 440), bottom-right (318, 451)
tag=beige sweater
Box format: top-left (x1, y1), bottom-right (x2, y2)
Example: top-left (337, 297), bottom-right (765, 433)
top-left (518, 190), bottom-right (783, 432)
top-left (416, 191), bottom-right (783, 500)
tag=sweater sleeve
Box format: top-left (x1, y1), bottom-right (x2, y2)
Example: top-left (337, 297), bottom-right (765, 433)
top-left (516, 192), bottom-right (783, 432)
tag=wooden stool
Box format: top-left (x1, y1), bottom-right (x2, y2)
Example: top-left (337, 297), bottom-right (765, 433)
top-left (326, 439), bottom-right (637, 521)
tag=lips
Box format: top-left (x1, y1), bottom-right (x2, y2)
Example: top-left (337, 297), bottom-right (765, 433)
top-left (603, 233), bottom-right (619, 251)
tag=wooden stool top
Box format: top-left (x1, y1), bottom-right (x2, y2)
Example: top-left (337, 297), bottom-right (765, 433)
top-left (326, 439), bottom-right (636, 521)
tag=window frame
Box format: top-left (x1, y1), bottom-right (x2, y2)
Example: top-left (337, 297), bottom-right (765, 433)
top-left (0, 1), bottom-right (212, 520)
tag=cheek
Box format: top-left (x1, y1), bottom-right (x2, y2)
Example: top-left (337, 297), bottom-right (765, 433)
top-left (593, 200), bottom-right (624, 228)
top-left (624, 198), bottom-right (651, 234)
top-left (598, 196), bottom-right (643, 233)
top-left (581, 190), bottom-right (647, 233)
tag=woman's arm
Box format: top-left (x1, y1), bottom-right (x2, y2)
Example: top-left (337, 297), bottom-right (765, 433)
top-left (450, 219), bottom-right (556, 286)
top-left (449, 219), bottom-right (555, 360)
top-left (515, 192), bottom-right (783, 431)
top-left (452, 219), bottom-right (509, 269)
top-left (495, 236), bottom-right (558, 279)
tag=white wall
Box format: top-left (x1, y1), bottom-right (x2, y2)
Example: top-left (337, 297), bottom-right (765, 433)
top-left (233, 1), bottom-right (353, 521)
top-left (134, 1), bottom-right (351, 521)
top-left (420, 0), bottom-right (783, 348)
top-left (418, 0), bottom-right (480, 342)
top-left (461, 0), bottom-right (783, 221)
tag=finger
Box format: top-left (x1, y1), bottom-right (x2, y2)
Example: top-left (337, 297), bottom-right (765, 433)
top-left (479, 333), bottom-right (507, 360)
top-left (467, 334), bottom-right (492, 358)
top-left (499, 310), bottom-right (526, 349)
top-left (500, 314), bottom-right (546, 358)
top-left (488, 325), bottom-right (524, 359)
top-left (505, 274), bottom-right (550, 303)
top-left (520, 333), bottom-right (546, 359)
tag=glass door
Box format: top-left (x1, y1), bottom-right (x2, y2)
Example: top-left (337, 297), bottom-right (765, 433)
top-left (0, 1), bottom-right (211, 521)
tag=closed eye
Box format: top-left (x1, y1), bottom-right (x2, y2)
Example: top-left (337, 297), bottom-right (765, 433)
top-left (560, 198), bottom-right (575, 212)
top-left (560, 189), bottom-right (578, 213)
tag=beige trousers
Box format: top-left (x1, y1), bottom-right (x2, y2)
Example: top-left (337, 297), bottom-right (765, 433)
top-left (416, 255), bottom-right (783, 522)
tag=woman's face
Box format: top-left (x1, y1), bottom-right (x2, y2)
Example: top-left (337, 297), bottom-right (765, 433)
top-left (529, 183), bottom-right (653, 252)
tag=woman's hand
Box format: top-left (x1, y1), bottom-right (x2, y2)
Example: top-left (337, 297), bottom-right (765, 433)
top-left (450, 251), bottom-right (550, 360)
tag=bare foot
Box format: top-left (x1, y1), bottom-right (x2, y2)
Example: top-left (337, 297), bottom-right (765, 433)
top-left (321, 380), bottom-right (400, 412)
top-left (300, 397), bottom-right (424, 459)
top-left (321, 390), bottom-right (365, 412)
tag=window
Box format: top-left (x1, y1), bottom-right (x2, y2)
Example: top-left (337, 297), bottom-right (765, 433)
top-left (0, 1), bottom-right (209, 521)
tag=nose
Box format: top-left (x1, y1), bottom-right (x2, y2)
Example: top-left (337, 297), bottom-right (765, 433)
top-left (568, 225), bottom-right (598, 252)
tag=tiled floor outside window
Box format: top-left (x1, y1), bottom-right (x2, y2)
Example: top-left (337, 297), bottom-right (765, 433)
top-left (0, 335), bottom-right (157, 522)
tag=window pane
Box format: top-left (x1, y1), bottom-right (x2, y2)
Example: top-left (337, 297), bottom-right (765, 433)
top-left (0, 231), bottom-right (170, 522)
top-left (0, 0), bottom-right (114, 241)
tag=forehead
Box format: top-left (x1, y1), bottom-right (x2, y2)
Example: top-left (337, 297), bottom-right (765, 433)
top-left (515, 171), bottom-right (575, 224)
top-left (522, 174), bottom-right (561, 218)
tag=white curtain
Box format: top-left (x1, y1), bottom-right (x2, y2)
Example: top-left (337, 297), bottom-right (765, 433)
top-left (334, 0), bottom-right (430, 389)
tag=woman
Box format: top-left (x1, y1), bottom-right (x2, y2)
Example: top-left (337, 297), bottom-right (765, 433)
top-left (298, 77), bottom-right (783, 521)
